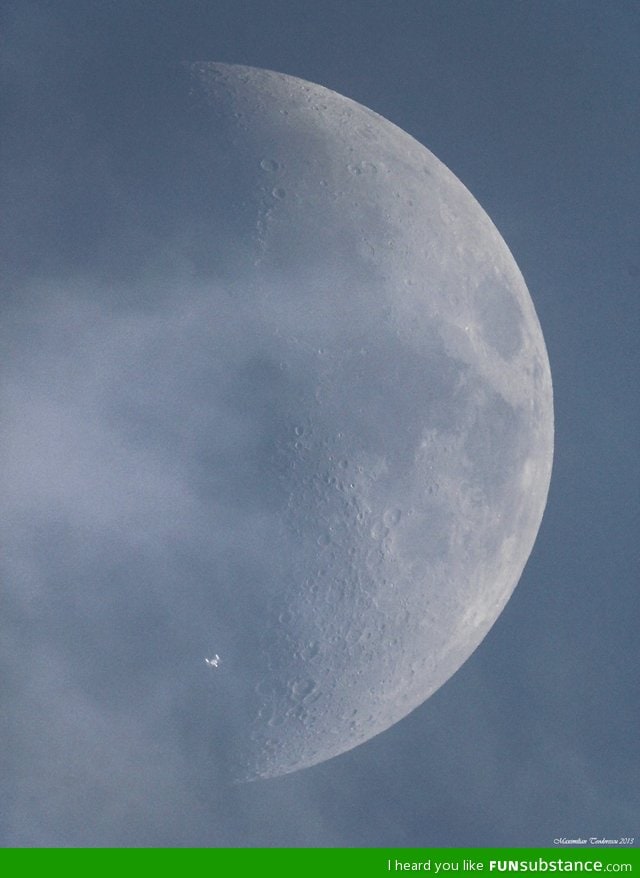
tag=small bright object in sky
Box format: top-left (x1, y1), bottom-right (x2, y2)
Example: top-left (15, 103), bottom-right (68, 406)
top-left (205, 655), bottom-right (220, 668)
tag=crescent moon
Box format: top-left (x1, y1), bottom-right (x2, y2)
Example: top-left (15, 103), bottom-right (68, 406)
top-left (178, 63), bottom-right (553, 780)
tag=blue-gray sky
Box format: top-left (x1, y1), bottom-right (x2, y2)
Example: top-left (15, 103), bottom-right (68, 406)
top-left (1, 0), bottom-right (638, 847)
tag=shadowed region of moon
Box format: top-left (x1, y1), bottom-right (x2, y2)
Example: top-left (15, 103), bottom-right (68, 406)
top-left (3, 63), bottom-right (553, 784)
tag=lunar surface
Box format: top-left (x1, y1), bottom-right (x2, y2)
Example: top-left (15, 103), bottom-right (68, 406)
top-left (3, 63), bottom-right (553, 782)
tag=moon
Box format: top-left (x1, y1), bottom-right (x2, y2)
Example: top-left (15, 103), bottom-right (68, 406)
top-left (172, 63), bottom-right (553, 780)
top-left (4, 62), bottom-right (553, 783)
